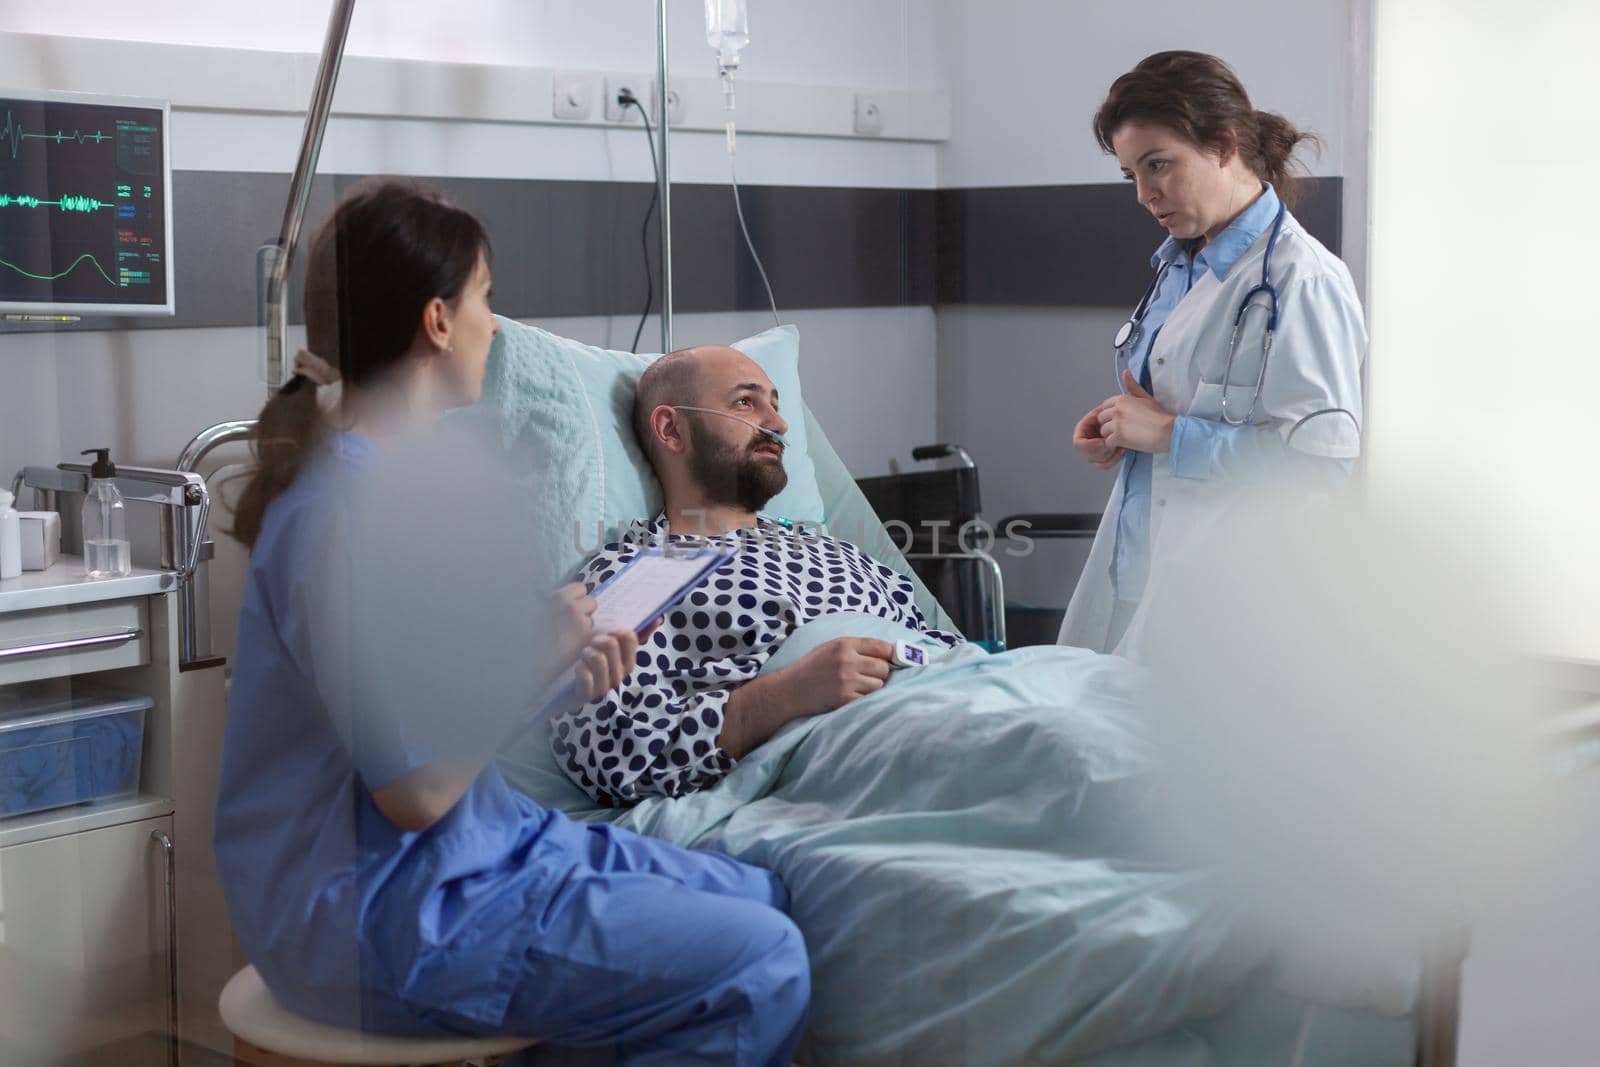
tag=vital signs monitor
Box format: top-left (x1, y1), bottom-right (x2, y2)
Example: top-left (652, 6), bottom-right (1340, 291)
top-left (0, 89), bottom-right (174, 317)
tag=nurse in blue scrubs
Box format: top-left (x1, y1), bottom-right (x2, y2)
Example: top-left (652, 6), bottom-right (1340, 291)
top-left (216, 179), bottom-right (809, 1066)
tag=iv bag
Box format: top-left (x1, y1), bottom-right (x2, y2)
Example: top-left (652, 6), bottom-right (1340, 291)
top-left (705, 0), bottom-right (749, 70)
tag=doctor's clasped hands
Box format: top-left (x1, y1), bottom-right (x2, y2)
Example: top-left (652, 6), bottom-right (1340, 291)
top-left (1074, 369), bottom-right (1175, 469)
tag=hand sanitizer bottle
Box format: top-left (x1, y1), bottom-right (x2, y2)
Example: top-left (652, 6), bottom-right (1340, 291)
top-left (80, 448), bottom-right (131, 578)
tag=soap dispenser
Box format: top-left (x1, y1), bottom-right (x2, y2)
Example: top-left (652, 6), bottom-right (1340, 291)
top-left (80, 448), bottom-right (130, 578)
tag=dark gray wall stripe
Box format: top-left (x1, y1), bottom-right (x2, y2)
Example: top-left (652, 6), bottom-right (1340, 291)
top-left (936, 176), bottom-right (1343, 307)
top-left (369, 177), bottom-right (940, 319)
top-left (3, 172), bottom-right (1341, 332)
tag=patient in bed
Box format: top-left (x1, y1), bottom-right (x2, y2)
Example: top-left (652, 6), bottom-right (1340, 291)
top-left (532, 344), bottom-right (1420, 1066)
top-left (551, 344), bottom-right (963, 805)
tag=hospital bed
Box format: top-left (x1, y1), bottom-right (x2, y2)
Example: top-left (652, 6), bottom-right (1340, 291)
top-left (464, 312), bottom-right (1457, 1067)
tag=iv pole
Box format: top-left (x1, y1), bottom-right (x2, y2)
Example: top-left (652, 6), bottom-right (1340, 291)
top-left (177, 0), bottom-right (356, 667)
top-left (655, 0), bottom-right (674, 351)
top-left (262, 0), bottom-right (358, 390)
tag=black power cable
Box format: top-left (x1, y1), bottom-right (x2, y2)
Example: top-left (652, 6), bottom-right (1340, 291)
top-left (619, 90), bottom-right (660, 353)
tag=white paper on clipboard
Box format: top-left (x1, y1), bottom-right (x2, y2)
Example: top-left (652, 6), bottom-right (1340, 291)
top-left (588, 547), bottom-right (734, 636)
top-left (536, 546), bottom-right (733, 712)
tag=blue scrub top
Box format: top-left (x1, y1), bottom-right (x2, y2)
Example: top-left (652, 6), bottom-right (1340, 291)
top-left (1111, 184), bottom-right (1288, 602)
top-left (1111, 238), bottom-right (1194, 603)
top-left (214, 433), bottom-right (574, 1031)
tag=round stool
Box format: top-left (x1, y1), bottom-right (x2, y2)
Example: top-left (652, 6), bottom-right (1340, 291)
top-left (219, 965), bottom-right (537, 1066)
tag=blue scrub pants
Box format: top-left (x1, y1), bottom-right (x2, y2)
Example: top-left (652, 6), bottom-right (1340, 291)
top-left (448, 815), bottom-right (809, 1067)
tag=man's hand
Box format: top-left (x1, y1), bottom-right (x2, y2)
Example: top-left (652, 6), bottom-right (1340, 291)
top-left (720, 637), bottom-right (895, 759)
top-left (775, 637), bottom-right (895, 717)
top-left (1097, 371), bottom-right (1176, 454)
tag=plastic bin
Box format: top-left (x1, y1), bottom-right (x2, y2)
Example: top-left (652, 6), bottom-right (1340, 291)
top-left (0, 689), bottom-right (151, 819)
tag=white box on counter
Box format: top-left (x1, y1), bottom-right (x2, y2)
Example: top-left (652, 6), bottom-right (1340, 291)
top-left (18, 511), bottom-right (61, 571)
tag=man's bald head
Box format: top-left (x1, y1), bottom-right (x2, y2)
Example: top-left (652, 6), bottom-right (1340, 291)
top-left (633, 345), bottom-right (762, 461)
top-left (632, 344), bottom-right (790, 517)
top-left (634, 349), bottom-right (701, 462)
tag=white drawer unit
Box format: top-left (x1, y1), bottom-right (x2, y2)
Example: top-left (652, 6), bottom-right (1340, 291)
top-left (1, 467), bottom-right (232, 1063)
top-left (0, 814), bottom-right (176, 1066)
top-left (0, 598), bottom-right (150, 686)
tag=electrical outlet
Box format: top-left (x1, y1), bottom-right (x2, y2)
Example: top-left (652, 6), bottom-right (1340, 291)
top-left (552, 73), bottom-right (594, 121)
top-left (652, 81), bottom-right (687, 126)
top-left (854, 94), bottom-right (885, 136)
top-left (605, 76), bottom-right (646, 123)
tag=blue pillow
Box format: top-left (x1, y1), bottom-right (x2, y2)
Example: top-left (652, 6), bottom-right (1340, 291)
top-left (473, 318), bottom-right (825, 581)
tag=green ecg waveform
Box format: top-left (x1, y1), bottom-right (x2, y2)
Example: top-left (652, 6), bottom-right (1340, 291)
top-left (0, 193), bottom-right (114, 212)
top-left (0, 253), bottom-right (122, 288)
top-left (2, 110), bottom-right (113, 160)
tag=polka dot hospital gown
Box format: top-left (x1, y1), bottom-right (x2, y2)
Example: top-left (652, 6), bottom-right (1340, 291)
top-left (552, 516), bottom-right (964, 805)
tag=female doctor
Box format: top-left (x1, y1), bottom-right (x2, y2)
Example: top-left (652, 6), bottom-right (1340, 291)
top-left (1059, 51), bottom-right (1366, 657)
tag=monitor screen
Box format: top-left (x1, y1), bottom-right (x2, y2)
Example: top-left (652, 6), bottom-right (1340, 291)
top-left (0, 89), bottom-right (174, 316)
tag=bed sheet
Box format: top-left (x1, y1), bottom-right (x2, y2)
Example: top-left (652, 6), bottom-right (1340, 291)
top-left (499, 635), bottom-right (1414, 1066)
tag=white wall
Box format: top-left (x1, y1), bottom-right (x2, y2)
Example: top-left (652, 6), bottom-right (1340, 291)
top-left (4, 1), bottom-right (942, 189)
top-left (171, 110), bottom-right (935, 189)
top-left (1, 1), bottom-right (939, 91)
top-left (933, 0), bottom-right (1357, 189)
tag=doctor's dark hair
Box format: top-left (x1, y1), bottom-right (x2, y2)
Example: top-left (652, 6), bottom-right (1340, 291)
top-left (229, 179), bottom-right (491, 549)
top-left (1093, 51), bottom-right (1319, 210)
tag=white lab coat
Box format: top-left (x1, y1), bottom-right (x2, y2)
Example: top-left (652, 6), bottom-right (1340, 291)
top-left (1058, 211), bottom-right (1367, 659)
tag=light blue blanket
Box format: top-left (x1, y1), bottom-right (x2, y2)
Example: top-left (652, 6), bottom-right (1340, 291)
top-left (499, 620), bottom-right (1413, 1066)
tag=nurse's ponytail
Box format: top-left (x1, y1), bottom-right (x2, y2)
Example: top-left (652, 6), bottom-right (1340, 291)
top-left (1093, 51), bottom-right (1319, 211)
top-left (229, 179), bottom-right (490, 549)
top-left (229, 374), bottom-right (324, 550)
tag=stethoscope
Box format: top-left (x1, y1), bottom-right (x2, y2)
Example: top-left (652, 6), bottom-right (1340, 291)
top-left (1113, 201), bottom-right (1289, 427)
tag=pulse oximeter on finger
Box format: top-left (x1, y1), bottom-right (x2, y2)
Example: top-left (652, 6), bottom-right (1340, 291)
top-left (890, 640), bottom-right (928, 669)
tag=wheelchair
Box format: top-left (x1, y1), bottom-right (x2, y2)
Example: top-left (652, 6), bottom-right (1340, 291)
top-left (856, 444), bottom-right (1099, 651)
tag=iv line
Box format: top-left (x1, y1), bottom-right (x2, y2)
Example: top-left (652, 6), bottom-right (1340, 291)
top-left (719, 66), bottom-right (781, 328)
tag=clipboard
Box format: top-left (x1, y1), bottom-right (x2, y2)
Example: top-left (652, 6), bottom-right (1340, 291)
top-left (586, 546), bottom-right (735, 637)
top-left (536, 545), bottom-right (734, 711)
